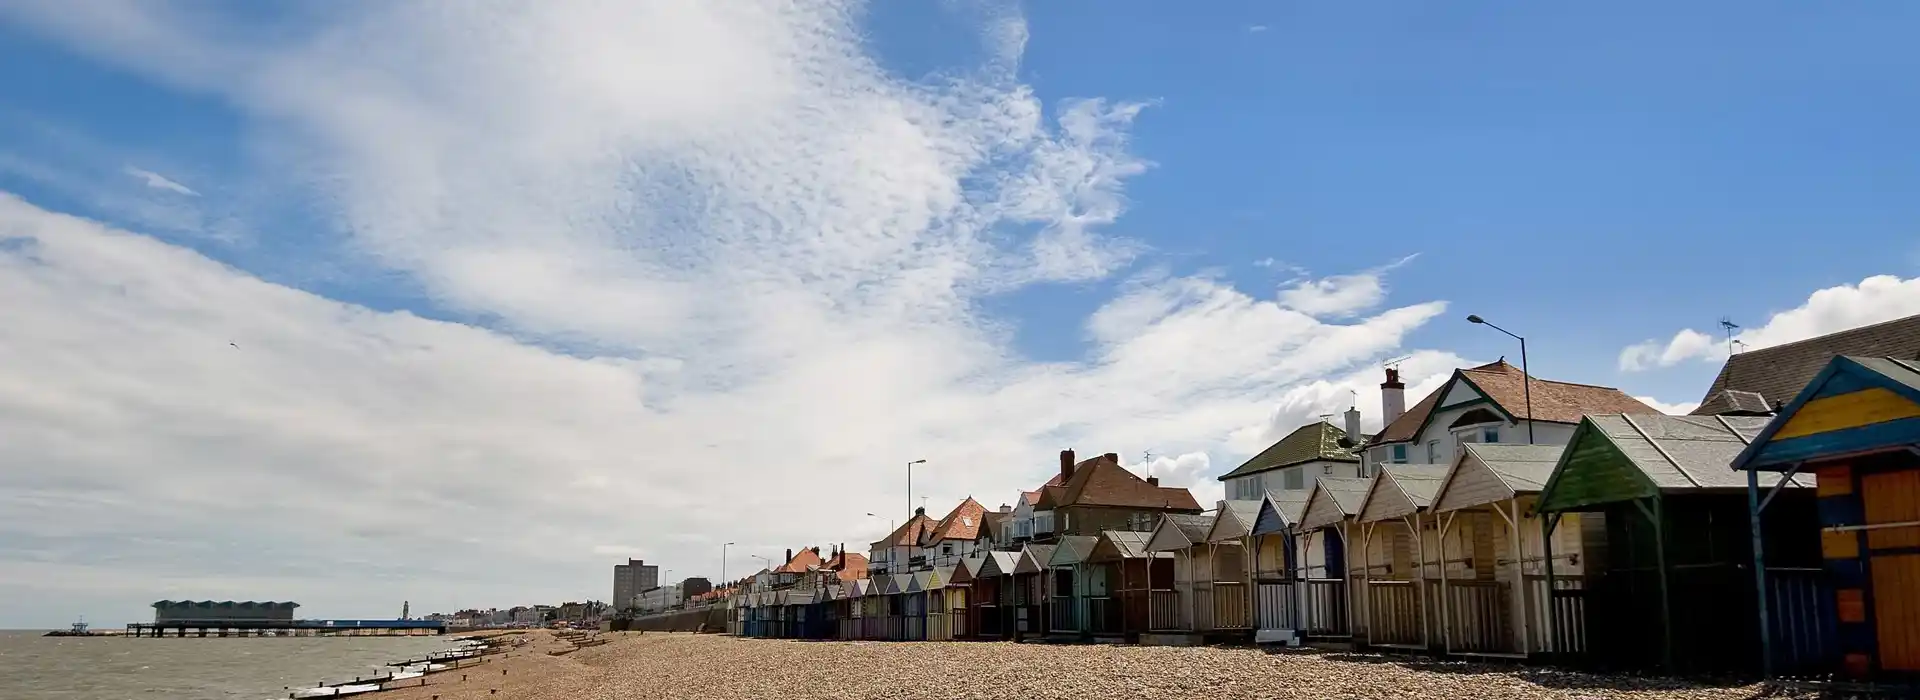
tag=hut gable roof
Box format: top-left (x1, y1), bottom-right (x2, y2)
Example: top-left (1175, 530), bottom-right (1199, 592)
top-left (977, 551), bottom-right (1021, 578)
top-left (1207, 500), bottom-right (1263, 542)
top-left (1146, 512), bottom-right (1215, 552)
top-left (1432, 443), bottom-right (1565, 512)
top-left (1089, 529), bottom-right (1162, 561)
top-left (1047, 535), bottom-right (1101, 568)
top-left (1299, 477), bottom-right (1372, 530)
top-left (1217, 421), bottom-right (1360, 481)
top-left (1371, 361), bottom-right (1660, 446)
top-left (1252, 490), bottom-right (1311, 536)
top-left (1734, 355), bottom-right (1920, 471)
top-left (1357, 464), bottom-right (1449, 523)
top-left (1693, 315), bottom-right (1920, 415)
top-left (1538, 413), bottom-right (1809, 513)
top-left (1013, 544), bottom-right (1057, 574)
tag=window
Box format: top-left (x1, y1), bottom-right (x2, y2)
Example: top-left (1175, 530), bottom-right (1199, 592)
top-left (1483, 427), bottom-right (1499, 443)
top-left (942, 543), bottom-right (952, 555)
top-left (1283, 467), bottom-right (1304, 491)
top-left (1391, 444), bottom-right (1408, 463)
top-left (1427, 440), bottom-right (1440, 463)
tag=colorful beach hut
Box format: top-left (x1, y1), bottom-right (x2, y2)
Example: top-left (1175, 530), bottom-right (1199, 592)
top-left (1144, 512), bottom-right (1217, 644)
top-left (1249, 490), bottom-right (1309, 644)
top-left (1352, 464), bottom-right (1448, 650)
top-left (1296, 477), bottom-right (1371, 645)
top-left (1536, 413), bottom-right (1822, 675)
top-left (903, 571), bottom-right (929, 640)
top-left (1045, 535), bottom-right (1100, 641)
top-left (861, 578), bottom-right (886, 639)
top-left (1427, 443), bottom-right (1572, 659)
top-left (1734, 355), bottom-right (1920, 682)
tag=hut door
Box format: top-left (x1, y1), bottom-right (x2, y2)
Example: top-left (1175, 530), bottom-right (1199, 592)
top-left (1325, 533), bottom-right (1346, 578)
top-left (1861, 469), bottom-right (1920, 672)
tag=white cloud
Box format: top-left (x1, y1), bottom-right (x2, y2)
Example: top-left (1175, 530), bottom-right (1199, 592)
top-left (121, 165), bottom-right (198, 196)
top-left (0, 2), bottom-right (1463, 626)
top-left (1145, 451), bottom-right (1219, 506)
top-left (1633, 396), bottom-right (1702, 416)
top-left (1619, 275), bottom-right (1920, 371)
top-left (1275, 255), bottom-right (1418, 319)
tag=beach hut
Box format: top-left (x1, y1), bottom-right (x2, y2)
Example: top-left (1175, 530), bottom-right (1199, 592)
top-left (1249, 490), bottom-right (1309, 644)
top-left (973, 551), bottom-right (1018, 639)
top-left (1045, 535), bottom-right (1100, 641)
top-left (1012, 543), bottom-right (1057, 640)
top-left (903, 572), bottom-right (929, 640)
top-left (1733, 355), bottom-right (1920, 681)
top-left (950, 554), bottom-right (983, 640)
top-left (861, 578), bottom-right (886, 640)
top-left (1204, 500), bottom-right (1262, 638)
top-left (885, 573), bottom-right (914, 640)
top-left (1083, 530), bottom-right (1166, 641)
top-left (1353, 464), bottom-right (1449, 650)
top-left (1296, 477), bottom-right (1371, 645)
top-left (1536, 413), bottom-right (1821, 675)
top-left (1144, 512), bottom-right (1218, 644)
top-left (839, 579), bottom-right (866, 639)
top-left (1427, 443), bottom-right (1570, 659)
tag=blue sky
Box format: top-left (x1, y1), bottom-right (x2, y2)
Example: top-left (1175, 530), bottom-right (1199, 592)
top-left (1, 0), bottom-right (1917, 627)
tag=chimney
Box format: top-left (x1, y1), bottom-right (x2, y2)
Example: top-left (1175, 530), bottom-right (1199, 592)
top-left (1381, 368), bottom-right (1407, 426)
top-left (1147, 476), bottom-right (1160, 486)
top-left (1102, 452), bottom-right (1119, 465)
top-left (785, 548), bottom-right (793, 565)
top-left (1344, 405), bottom-right (1363, 444)
top-left (1060, 449), bottom-right (1076, 481)
top-left (914, 506), bottom-right (926, 517)
top-left (811, 546), bottom-right (820, 557)
top-left (999, 503), bottom-right (1012, 513)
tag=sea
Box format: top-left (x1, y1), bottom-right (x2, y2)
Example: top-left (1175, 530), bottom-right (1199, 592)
top-left (0, 630), bottom-right (460, 700)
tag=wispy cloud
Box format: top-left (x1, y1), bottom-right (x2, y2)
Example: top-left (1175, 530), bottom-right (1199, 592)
top-left (0, 2), bottom-right (1458, 624)
top-left (121, 165), bottom-right (197, 196)
top-left (1247, 25), bottom-right (1269, 33)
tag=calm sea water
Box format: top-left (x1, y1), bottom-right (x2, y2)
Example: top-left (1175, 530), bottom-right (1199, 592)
top-left (0, 630), bottom-right (459, 700)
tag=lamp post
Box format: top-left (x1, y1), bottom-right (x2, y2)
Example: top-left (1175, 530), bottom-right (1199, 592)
top-left (1467, 314), bottom-right (1534, 444)
top-left (722, 542), bottom-right (734, 586)
top-left (906, 459), bottom-right (927, 521)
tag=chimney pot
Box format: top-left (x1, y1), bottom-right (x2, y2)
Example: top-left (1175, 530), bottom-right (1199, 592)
top-left (999, 504), bottom-right (1012, 513)
top-left (1060, 449), bottom-right (1076, 481)
top-left (785, 548), bottom-right (792, 565)
top-left (1147, 476), bottom-right (1160, 486)
top-left (811, 546), bottom-right (820, 556)
top-left (1381, 368), bottom-right (1407, 426)
top-left (914, 506), bottom-right (925, 517)
top-left (1102, 452), bottom-right (1119, 465)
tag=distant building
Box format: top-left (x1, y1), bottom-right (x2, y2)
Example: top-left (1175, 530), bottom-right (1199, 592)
top-left (151, 601), bottom-right (298, 624)
top-left (613, 559), bottom-right (659, 610)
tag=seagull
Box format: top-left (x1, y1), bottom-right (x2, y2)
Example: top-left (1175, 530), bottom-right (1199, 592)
top-left (230, 342), bottom-right (239, 348)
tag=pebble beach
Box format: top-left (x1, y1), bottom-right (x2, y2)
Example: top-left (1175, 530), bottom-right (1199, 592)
top-left (373, 631), bottom-right (1807, 700)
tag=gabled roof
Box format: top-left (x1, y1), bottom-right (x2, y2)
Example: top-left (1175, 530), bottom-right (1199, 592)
top-left (1538, 414), bottom-right (1811, 513)
top-left (1020, 473), bottom-right (1068, 506)
top-left (1013, 544), bottom-right (1057, 575)
top-left (1431, 443), bottom-right (1565, 513)
top-left (874, 512), bottom-right (937, 548)
top-left (923, 498), bottom-right (989, 544)
top-left (1088, 529), bottom-right (1163, 561)
top-left (1218, 421), bottom-right (1361, 481)
top-left (1251, 490), bottom-right (1311, 536)
top-left (1047, 535), bottom-right (1101, 568)
top-left (1694, 315), bottom-right (1920, 415)
top-left (1206, 500), bottom-right (1263, 542)
top-left (1298, 476), bottom-right (1372, 530)
top-left (1370, 361), bottom-right (1659, 446)
top-left (1048, 454), bottom-right (1204, 511)
top-left (1356, 464), bottom-right (1450, 523)
top-left (776, 548), bottom-right (825, 574)
top-left (1735, 356), bottom-right (1920, 471)
top-left (976, 551), bottom-right (1021, 578)
top-left (826, 552), bottom-right (870, 581)
top-left (1146, 512), bottom-right (1216, 552)
top-left (950, 557), bottom-right (979, 586)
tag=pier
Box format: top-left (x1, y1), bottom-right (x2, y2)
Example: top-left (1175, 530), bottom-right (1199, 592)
top-left (125, 619), bottom-right (446, 638)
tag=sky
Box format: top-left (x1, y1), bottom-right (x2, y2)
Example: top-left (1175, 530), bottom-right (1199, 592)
top-left (1, 0), bottom-right (1918, 628)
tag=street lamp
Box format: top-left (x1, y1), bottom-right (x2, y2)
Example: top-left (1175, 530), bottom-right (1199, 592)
top-left (722, 542), bottom-right (734, 585)
top-left (906, 459), bottom-right (927, 520)
top-left (1467, 314), bottom-right (1534, 444)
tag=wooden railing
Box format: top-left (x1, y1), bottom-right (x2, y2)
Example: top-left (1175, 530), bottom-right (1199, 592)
top-left (1766, 567), bottom-right (1837, 675)
top-left (1192, 585), bottom-right (1216, 631)
top-left (1087, 597), bottom-right (1122, 636)
top-left (1149, 590), bottom-right (1183, 630)
top-left (1213, 582), bottom-right (1251, 629)
top-left (1302, 579), bottom-right (1348, 637)
top-left (1444, 580), bottom-right (1513, 653)
top-left (1366, 580), bottom-right (1424, 647)
top-left (1051, 596), bottom-right (1078, 632)
top-left (1525, 575), bottom-right (1585, 656)
top-left (1255, 581), bottom-right (1297, 631)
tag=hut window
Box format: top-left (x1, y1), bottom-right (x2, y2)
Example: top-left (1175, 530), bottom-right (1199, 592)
top-left (1482, 427), bottom-right (1499, 443)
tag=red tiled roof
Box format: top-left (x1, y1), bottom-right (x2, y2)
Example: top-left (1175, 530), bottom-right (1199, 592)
top-left (1053, 454), bottom-right (1203, 511)
top-left (1370, 360), bottom-right (1659, 446)
top-left (875, 513), bottom-right (936, 547)
top-left (1020, 473), bottom-right (1066, 506)
top-left (832, 553), bottom-right (869, 581)
top-left (926, 498), bottom-right (988, 542)
top-left (775, 547), bottom-right (824, 574)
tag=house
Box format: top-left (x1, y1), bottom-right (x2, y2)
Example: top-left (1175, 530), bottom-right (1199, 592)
top-left (1693, 313), bottom-right (1920, 416)
top-left (980, 505), bottom-right (1015, 550)
top-left (1734, 355), bottom-right (1920, 681)
top-left (1010, 473), bottom-right (1067, 543)
top-left (1361, 362), bottom-right (1659, 474)
top-left (1219, 410), bottom-right (1366, 501)
top-left (1535, 413), bottom-right (1819, 676)
top-left (870, 509), bottom-right (937, 576)
top-left (919, 497), bottom-right (989, 569)
top-left (1032, 450), bottom-right (1205, 542)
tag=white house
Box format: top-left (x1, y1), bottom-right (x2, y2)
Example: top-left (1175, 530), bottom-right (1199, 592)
top-left (1359, 361), bottom-right (1659, 474)
top-left (1218, 409), bottom-right (1366, 501)
top-left (869, 509), bottom-right (935, 576)
top-left (918, 497), bottom-right (989, 569)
